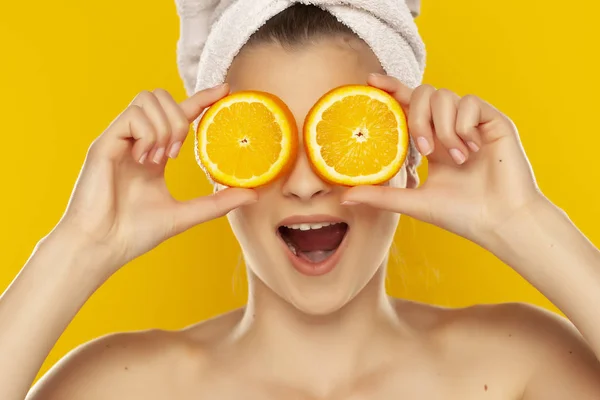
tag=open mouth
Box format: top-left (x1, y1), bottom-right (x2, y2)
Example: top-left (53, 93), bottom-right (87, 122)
top-left (277, 221), bottom-right (349, 264)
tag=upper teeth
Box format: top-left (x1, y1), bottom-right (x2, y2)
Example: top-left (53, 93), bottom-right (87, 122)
top-left (283, 222), bottom-right (338, 231)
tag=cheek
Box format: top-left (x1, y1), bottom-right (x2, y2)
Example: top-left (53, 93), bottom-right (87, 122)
top-left (373, 213), bottom-right (400, 241)
top-left (354, 206), bottom-right (400, 247)
top-left (226, 209), bottom-right (246, 246)
top-left (228, 206), bottom-right (260, 242)
top-left (226, 201), bottom-right (276, 257)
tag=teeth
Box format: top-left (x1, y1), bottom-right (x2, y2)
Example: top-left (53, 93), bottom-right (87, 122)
top-left (285, 241), bottom-right (297, 255)
top-left (283, 222), bottom-right (338, 231)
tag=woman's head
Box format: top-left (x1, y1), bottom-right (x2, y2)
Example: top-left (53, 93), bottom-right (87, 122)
top-left (223, 5), bottom-right (421, 315)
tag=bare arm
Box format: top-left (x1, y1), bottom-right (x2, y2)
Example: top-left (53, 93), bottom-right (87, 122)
top-left (487, 198), bottom-right (600, 359)
top-left (485, 199), bottom-right (600, 398)
top-left (0, 232), bottom-right (109, 400)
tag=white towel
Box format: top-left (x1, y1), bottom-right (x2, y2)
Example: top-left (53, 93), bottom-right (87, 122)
top-left (175, 0), bottom-right (426, 96)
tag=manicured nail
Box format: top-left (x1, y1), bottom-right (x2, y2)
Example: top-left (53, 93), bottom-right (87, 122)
top-left (138, 152), bottom-right (148, 164)
top-left (168, 141), bottom-right (183, 159)
top-left (369, 72), bottom-right (385, 78)
top-left (153, 147), bottom-right (165, 164)
top-left (467, 141), bottom-right (480, 152)
top-left (213, 82), bottom-right (228, 90)
top-left (417, 137), bottom-right (433, 156)
top-left (450, 148), bottom-right (466, 165)
top-left (342, 201), bottom-right (360, 206)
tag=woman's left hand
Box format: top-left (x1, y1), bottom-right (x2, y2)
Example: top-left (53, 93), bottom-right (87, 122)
top-left (342, 74), bottom-right (547, 246)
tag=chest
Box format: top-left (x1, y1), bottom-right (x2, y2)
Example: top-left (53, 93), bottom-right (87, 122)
top-left (186, 367), bottom-right (523, 400)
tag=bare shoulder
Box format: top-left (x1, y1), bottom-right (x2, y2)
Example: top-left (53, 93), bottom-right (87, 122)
top-left (395, 299), bottom-right (585, 349)
top-left (394, 299), bottom-right (600, 398)
top-left (27, 329), bottom-right (200, 400)
top-left (27, 309), bottom-right (244, 400)
top-left (439, 301), bottom-right (597, 362)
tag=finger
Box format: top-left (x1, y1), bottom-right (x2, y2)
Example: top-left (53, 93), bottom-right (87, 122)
top-left (430, 89), bottom-right (469, 165)
top-left (127, 107), bottom-right (160, 163)
top-left (461, 95), bottom-right (509, 143)
top-left (153, 88), bottom-right (190, 159)
top-left (131, 91), bottom-right (171, 164)
top-left (408, 84), bottom-right (436, 156)
top-left (179, 83), bottom-right (230, 123)
top-left (341, 186), bottom-right (430, 222)
top-left (171, 188), bottom-right (258, 234)
top-left (367, 73), bottom-right (414, 106)
top-left (456, 95), bottom-right (484, 153)
top-left (94, 105), bottom-right (158, 163)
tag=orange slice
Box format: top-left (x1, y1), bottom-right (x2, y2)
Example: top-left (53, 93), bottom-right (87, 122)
top-left (304, 85), bottom-right (409, 186)
top-left (196, 91), bottom-right (297, 188)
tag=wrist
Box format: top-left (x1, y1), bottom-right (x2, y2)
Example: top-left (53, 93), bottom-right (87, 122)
top-left (479, 193), bottom-right (557, 253)
top-left (480, 194), bottom-right (600, 279)
top-left (38, 226), bottom-right (122, 282)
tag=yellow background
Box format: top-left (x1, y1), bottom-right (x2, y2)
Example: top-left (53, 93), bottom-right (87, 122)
top-left (1, 0), bottom-right (599, 380)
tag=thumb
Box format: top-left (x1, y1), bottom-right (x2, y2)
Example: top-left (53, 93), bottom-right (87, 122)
top-left (342, 185), bottom-right (431, 222)
top-left (172, 188), bottom-right (258, 234)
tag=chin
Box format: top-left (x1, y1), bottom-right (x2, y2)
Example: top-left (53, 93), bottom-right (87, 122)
top-left (288, 293), bottom-right (354, 316)
top-left (280, 272), bottom-right (361, 316)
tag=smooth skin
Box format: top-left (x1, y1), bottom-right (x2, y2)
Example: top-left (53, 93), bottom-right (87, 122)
top-left (2, 36), bottom-right (600, 400)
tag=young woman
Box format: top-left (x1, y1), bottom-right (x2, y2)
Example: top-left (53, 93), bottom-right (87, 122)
top-left (2, 4), bottom-right (600, 400)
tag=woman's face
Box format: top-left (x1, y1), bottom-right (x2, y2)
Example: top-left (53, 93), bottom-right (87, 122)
top-left (224, 36), bottom-right (416, 315)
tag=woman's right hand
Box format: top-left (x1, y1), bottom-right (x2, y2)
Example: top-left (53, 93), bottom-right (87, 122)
top-left (50, 83), bottom-right (257, 275)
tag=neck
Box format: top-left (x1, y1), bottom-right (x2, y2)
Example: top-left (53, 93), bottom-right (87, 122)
top-left (227, 264), bottom-right (409, 396)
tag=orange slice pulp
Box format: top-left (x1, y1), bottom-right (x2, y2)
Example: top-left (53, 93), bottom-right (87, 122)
top-left (304, 85), bottom-right (409, 186)
top-left (196, 91), bottom-right (297, 188)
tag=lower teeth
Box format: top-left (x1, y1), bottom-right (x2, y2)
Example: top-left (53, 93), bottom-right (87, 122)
top-left (286, 241), bottom-right (297, 256)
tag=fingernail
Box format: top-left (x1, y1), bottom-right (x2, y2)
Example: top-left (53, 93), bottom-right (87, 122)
top-left (467, 141), bottom-right (480, 152)
top-left (138, 152), bottom-right (148, 164)
top-left (417, 137), bottom-right (433, 156)
top-left (450, 148), bottom-right (466, 165)
top-left (369, 72), bottom-right (385, 78)
top-left (213, 82), bottom-right (228, 90)
top-left (153, 147), bottom-right (165, 164)
top-left (168, 141), bottom-right (183, 158)
top-left (342, 201), bottom-right (360, 206)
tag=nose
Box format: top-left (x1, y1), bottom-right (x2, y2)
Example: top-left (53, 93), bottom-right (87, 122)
top-left (281, 150), bottom-right (332, 201)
